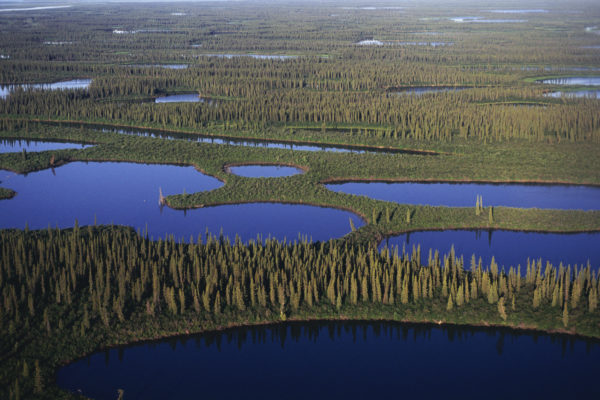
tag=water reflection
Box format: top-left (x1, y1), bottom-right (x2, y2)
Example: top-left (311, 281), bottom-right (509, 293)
top-left (381, 230), bottom-right (600, 270)
top-left (57, 321), bottom-right (600, 400)
top-left (0, 79), bottom-right (91, 99)
top-left (0, 139), bottom-right (92, 154)
top-left (325, 181), bottom-right (600, 210)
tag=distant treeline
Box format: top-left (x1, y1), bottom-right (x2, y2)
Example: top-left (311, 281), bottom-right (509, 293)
top-left (1, 72), bottom-right (598, 142)
top-left (1, 226), bottom-right (598, 398)
top-left (1, 2), bottom-right (599, 143)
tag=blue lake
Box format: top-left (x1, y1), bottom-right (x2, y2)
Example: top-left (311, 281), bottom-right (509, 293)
top-left (325, 181), bottom-right (600, 210)
top-left (56, 321), bottom-right (600, 400)
top-left (0, 162), bottom-right (363, 242)
top-left (227, 165), bottom-right (304, 178)
top-left (0, 139), bottom-right (92, 154)
top-left (381, 230), bottom-right (600, 270)
top-left (0, 79), bottom-right (91, 99)
top-left (539, 76), bottom-right (600, 86)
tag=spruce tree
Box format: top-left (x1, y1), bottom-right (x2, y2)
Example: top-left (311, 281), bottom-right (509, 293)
top-left (33, 360), bottom-right (42, 394)
top-left (446, 294), bottom-right (454, 311)
top-left (589, 287), bottom-right (597, 313)
top-left (498, 297), bottom-right (507, 321)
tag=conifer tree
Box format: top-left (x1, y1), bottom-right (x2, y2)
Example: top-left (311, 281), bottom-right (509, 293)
top-left (33, 360), bottom-right (42, 394)
top-left (562, 302), bottom-right (569, 328)
top-left (589, 287), bottom-right (597, 313)
top-left (446, 294), bottom-right (454, 311)
top-left (498, 297), bottom-right (507, 321)
top-left (456, 285), bottom-right (464, 306)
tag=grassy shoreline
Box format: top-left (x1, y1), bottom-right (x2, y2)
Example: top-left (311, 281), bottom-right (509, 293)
top-left (1, 125), bottom-right (599, 246)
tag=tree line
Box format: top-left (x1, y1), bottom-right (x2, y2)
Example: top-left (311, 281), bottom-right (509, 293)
top-left (1, 226), bottom-right (598, 398)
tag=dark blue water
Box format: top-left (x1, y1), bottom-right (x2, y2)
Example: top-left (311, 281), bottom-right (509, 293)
top-left (0, 162), bottom-right (362, 242)
top-left (227, 165), bottom-right (304, 178)
top-left (539, 77), bottom-right (600, 86)
top-left (325, 181), bottom-right (600, 210)
top-left (0, 79), bottom-right (91, 99)
top-left (0, 139), bottom-right (92, 154)
top-left (56, 321), bottom-right (600, 400)
top-left (381, 230), bottom-right (600, 270)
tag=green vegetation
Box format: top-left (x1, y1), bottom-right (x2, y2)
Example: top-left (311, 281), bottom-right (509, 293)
top-left (1, 0), bottom-right (599, 398)
top-left (1, 124), bottom-right (599, 248)
top-left (0, 187), bottom-right (16, 199)
top-left (1, 227), bottom-right (599, 398)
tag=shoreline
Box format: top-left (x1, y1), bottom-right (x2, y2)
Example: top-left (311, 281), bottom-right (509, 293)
top-left (3, 116), bottom-right (445, 156)
top-left (55, 314), bottom-right (600, 373)
top-left (320, 176), bottom-right (600, 188)
top-left (222, 161), bottom-right (310, 175)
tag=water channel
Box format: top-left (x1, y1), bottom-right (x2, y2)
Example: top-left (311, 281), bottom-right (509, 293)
top-left (325, 181), bottom-right (600, 210)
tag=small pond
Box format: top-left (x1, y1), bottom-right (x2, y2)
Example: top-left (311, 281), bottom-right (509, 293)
top-left (538, 76), bottom-right (600, 86)
top-left (0, 139), bottom-right (92, 154)
top-left (324, 181), bottom-right (600, 210)
top-left (487, 9), bottom-right (547, 13)
top-left (397, 41), bottom-right (453, 46)
top-left (155, 94), bottom-right (210, 103)
top-left (451, 16), bottom-right (527, 23)
top-left (130, 64), bottom-right (188, 69)
top-left (0, 79), bottom-right (91, 99)
top-left (0, 162), bottom-right (362, 242)
top-left (392, 87), bottom-right (467, 95)
top-left (226, 165), bottom-right (304, 178)
top-left (0, 5), bottom-right (71, 12)
top-left (200, 54), bottom-right (296, 60)
top-left (381, 230), bottom-right (600, 270)
top-left (56, 321), bottom-right (600, 400)
top-left (544, 90), bottom-right (600, 99)
top-left (356, 40), bottom-right (384, 46)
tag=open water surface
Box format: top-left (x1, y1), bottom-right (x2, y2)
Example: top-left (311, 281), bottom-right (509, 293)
top-left (56, 321), bottom-right (600, 400)
top-left (0, 162), bottom-right (362, 242)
